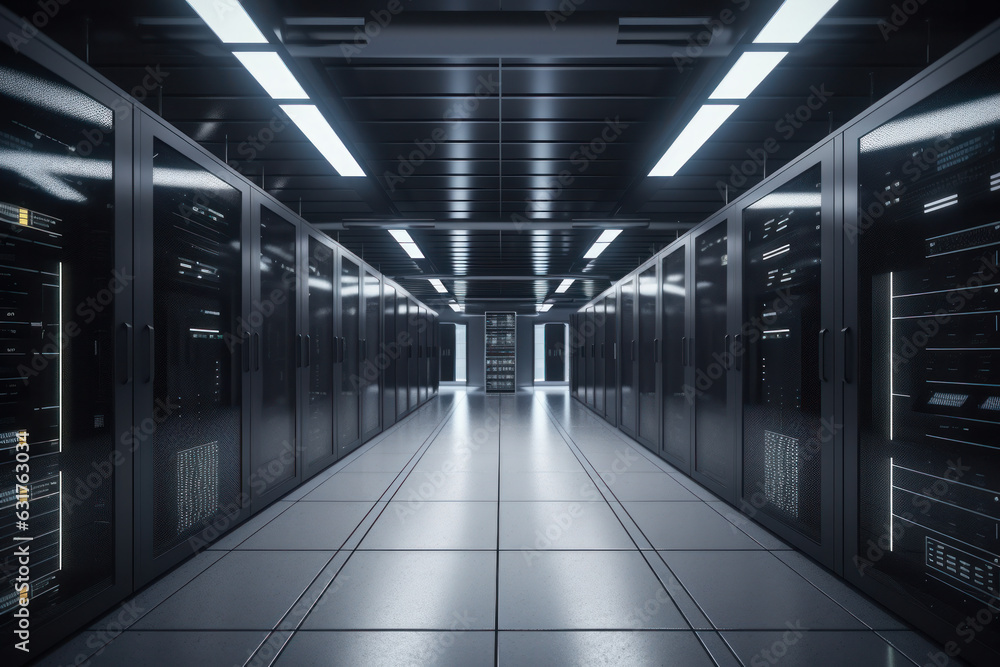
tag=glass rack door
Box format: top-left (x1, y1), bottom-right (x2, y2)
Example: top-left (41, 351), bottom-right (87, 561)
top-left (337, 255), bottom-right (361, 457)
top-left (661, 242), bottom-right (691, 472)
top-left (302, 233), bottom-right (335, 478)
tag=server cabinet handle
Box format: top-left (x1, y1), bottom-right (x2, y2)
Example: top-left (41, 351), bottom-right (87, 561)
top-left (818, 329), bottom-right (829, 382)
top-left (654, 339), bottom-right (660, 363)
top-left (734, 334), bottom-right (743, 372)
top-left (631, 340), bottom-right (636, 362)
top-left (339, 336), bottom-right (346, 363)
top-left (253, 333), bottom-right (260, 371)
top-left (841, 327), bottom-right (853, 383)
top-left (243, 332), bottom-right (251, 372)
top-left (119, 322), bottom-right (133, 385)
top-left (681, 337), bottom-right (687, 367)
top-left (297, 334), bottom-right (303, 368)
top-left (145, 324), bottom-right (155, 384)
top-left (613, 343), bottom-right (617, 360)
top-left (724, 335), bottom-right (732, 370)
top-left (305, 335), bottom-right (311, 367)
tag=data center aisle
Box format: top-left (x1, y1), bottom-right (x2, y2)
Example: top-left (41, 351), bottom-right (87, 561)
top-left (41, 387), bottom-right (956, 667)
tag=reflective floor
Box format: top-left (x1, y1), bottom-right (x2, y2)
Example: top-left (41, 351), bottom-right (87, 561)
top-left (41, 388), bottom-right (957, 666)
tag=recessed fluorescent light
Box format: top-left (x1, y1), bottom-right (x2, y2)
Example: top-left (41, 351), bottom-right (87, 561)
top-left (709, 52), bottom-right (788, 99)
top-left (754, 0), bottom-right (839, 44)
top-left (233, 52), bottom-right (308, 100)
top-left (449, 303), bottom-right (464, 312)
top-left (555, 279), bottom-right (575, 293)
top-left (429, 278), bottom-right (448, 293)
top-left (596, 229), bottom-right (623, 243)
top-left (280, 104), bottom-right (365, 177)
top-left (584, 243), bottom-right (610, 259)
top-left (186, 0), bottom-right (268, 44)
top-left (389, 230), bottom-right (414, 243)
top-left (649, 105), bottom-right (739, 177)
top-left (537, 304), bottom-right (554, 313)
top-left (401, 244), bottom-right (424, 259)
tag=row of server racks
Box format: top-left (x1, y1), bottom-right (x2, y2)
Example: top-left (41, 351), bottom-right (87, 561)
top-left (0, 11), bottom-right (440, 665)
top-left (572, 20), bottom-right (1000, 667)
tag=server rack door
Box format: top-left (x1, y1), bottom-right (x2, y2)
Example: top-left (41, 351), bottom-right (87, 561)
top-left (595, 308), bottom-right (606, 413)
top-left (0, 34), bottom-right (133, 661)
top-left (604, 295), bottom-right (618, 426)
top-left (382, 284), bottom-right (397, 428)
top-left (396, 295), bottom-right (409, 417)
top-left (660, 242), bottom-right (692, 473)
top-left (432, 316), bottom-right (440, 394)
top-left (740, 154), bottom-right (837, 566)
top-left (360, 269), bottom-right (381, 442)
top-left (418, 307), bottom-right (429, 404)
top-left (249, 198), bottom-right (300, 510)
top-left (302, 231), bottom-right (336, 480)
top-left (692, 217), bottom-right (736, 501)
top-left (336, 255), bottom-right (361, 457)
top-left (441, 323), bottom-right (457, 382)
top-left (620, 277), bottom-right (638, 436)
top-left (585, 307), bottom-right (595, 407)
top-left (408, 299), bottom-right (419, 409)
top-left (134, 116), bottom-right (250, 586)
top-left (544, 323), bottom-right (566, 382)
top-left (845, 42), bottom-right (1000, 666)
top-left (570, 315), bottom-right (579, 398)
top-left (637, 264), bottom-right (659, 450)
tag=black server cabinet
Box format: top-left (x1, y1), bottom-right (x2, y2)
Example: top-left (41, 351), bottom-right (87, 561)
top-left (407, 299), bottom-right (419, 408)
top-left (620, 277), bottom-right (638, 437)
top-left (692, 214), bottom-right (737, 503)
top-left (739, 150), bottom-right (839, 568)
top-left (302, 230), bottom-right (336, 480)
top-left (433, 315), bottom-right (440, 395)
top-left (0, 27), bottom-right (134, 663)
top-left (661, 241), bottom-right (693, 474)
top-left (604, 294), bottom-right (618, 426)
top-left (396, 295), bottom-right (410, 418)
top-left (382, 283), bottom-right (398, 429)
top-left (637, 263), bottom-right (659, 451)
top-left (485, 312), bottom-right (517, 393)
top-left (360, 269), bottom-right (381, 443)
top-left (418, 306), bottom-right (428, 405)
top-left (594, 314), bottom-right (607, 417)
top-left (249, 196), bottom-right (301, 511)
top-left (133, 114), bottom-right (251, 586)
top-left (545, 323), bottom-right (567, 382)
top-left (585, 306), bottom-right (595, 407)
top-left (570, 315), bottom-right (580, 399)
top-left (844, 31), bottom-right (1000, 666)
top-left (441, 323), bottom-right (457, 382)
top-left (336, 254), bottom-right (362, 458)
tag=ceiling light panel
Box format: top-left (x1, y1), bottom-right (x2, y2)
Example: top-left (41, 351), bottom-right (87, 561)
top-left (280, 105), bottom-right (365, 177)
top-left (649, 105), bottom-right (739, 177)
top-left (186, 0), bottom-right (268, 43)
top-left (555, 279), bottom-right (575, 293)
top-left (709, 52), bottom-right (788, 99)
top-left (754, 0), bottom-right (839, 44)
top-left (233, 52), bottom-right (309, 100)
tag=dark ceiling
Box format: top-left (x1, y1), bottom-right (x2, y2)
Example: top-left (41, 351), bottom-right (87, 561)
top-left (7, 0), bottom-right (1000, 313)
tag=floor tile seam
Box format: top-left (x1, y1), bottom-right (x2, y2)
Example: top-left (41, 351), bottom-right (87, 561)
top-left (533, 395), bottom-right (722, 634)
top-left (693, 630), bottom-right (737, 667)
top-left (872, 629), bottom-right (939, 667)
top-left (248, 392), bottom-right (469, 667)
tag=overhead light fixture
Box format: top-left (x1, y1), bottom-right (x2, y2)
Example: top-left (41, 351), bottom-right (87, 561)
top-left (555, 279), bottom-right (575, 293)
top-left (233, 52), bottom-right (309, 100)
top-left (537, 304), bottom-right (554, 313)
top-left (185, 0), bottom-right (268, 44)
top-left (754, 0), bottom-right (839, 44)
top-left (596, 229), bottom-right (623, 243)
top-left (449, 303), bottom-right (464, 312)
top-left (388, 229), bottom-right (424, 259)
top-left (709, 52), bottom-right (788, 99)
top-left (649, 105), bottom-right (739, 177)
top-left (429, 278), bottom-right (448, 293)
top-left (280, 104), bottom-right (365, 177)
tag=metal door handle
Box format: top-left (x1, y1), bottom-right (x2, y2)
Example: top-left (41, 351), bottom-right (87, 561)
top-left (297, 334), bottom-right (303, 368)
top-left (681, 337), bottom-right (687, 367)
top-left (305, 335), bottom-right (311, 367)
top-left (818, 329), bottom-right (829, 382)
top-left (145, 324), bottom-right (155, 383)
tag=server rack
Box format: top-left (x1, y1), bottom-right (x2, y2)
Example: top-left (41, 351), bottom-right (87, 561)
top-left (585, 306), bottom-right (595, 407)
top-left (382, 283), bottom-right (397, 429)
top-left (485, 312), bottom-right (516, 393)
top-left (843, 27), bottom-right (1000, 666)
top-left (660, 240), bottom-right (693, 474)
top-left (301, 229), bottom-right (337, 480)
top-left (0, 25), bottom-right (134, 664)
top-left (360, 269), bottom-right (381, 443)
top-left (619, 276), bottom-right (638, 436)
top-left (249, 194), bottom-right (303, 513)
top-left (603, 292), bottom-right (618, 427)
top-left (418, 306), bottom-right (429, 404)
top-left (637, 261), bottom-right (660, 451)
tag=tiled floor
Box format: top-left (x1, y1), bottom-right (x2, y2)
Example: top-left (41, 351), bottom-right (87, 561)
top-left (39, 387), bottom-right (961, 666)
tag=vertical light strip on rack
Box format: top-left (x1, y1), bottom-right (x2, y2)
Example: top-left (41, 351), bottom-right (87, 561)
top-left (58, 261), bottom-right (63, 453)
top-left (889, 458), bottom-right (894, 552)
top-left (58, 470), bottom-right (63, 570)
top-left (890, 271), bottom-right (894, 441)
